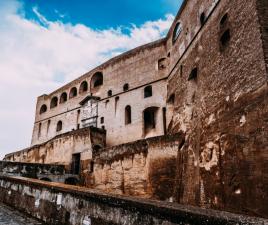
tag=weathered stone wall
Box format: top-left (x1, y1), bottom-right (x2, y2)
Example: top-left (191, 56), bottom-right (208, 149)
top-left (32, 40), bottom-right (168, 147)
top-left (0, 176), bottom-right (267, 225)
top-left (4, 0), bottom-right (268, 219)
top-left (0, 161), bottom-right (65, 178)
top-left (98, 79), bottom-right (167, 146)
top-left (4, 127), bottom-right (105, 172)
top-left (165, 0), bottom-right (268, 218)
top-left (0, 161), bottom-right (77, 183)
top-left (91, 133), bottom-right (185, 200)
top-left (256, 0), bottom-right (268, 74)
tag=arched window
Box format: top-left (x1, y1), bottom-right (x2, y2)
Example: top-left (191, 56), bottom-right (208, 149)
top-left (143, 107), bottom-right (158, 135)
top-left (59, 92), bottom-right (67, 104)
top-left (188, 67), bottom-right (198, 81)
top-left (69, 87), bottom-right (77, 99)
top-left (107, 90), bottom-right (112, 97)
top-left (200, 12), bottom-right (206, 26)
top-left (123, 83), bottom-right (129, 91)
top-left (220, 13), bottom-right (228, 26)
top-left (219, 13), bottom-right (230, 51)
top-left (56, 121), bottom-right (63, 132)
top-left (50, 97), bottom-right (58, 109)
top-left (158, 58), bottom-right (167, 70)
top-left (220, 29), bottom-right (231, 47)
top-left (79, 81), bottom-right (88, 94)
top-left (40, 104), bottom-right (47, 114)
top-left (125, 105), bottom-right (132, 125)
top-left (172, 22), bottom-right (182, 43)
top-left (91, 72), bottom-right (103, 89)
top-left (144, 85), bottom-right (152, 98)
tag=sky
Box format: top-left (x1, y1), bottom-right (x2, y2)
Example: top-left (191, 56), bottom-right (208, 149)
top-left (0, 0), bottom-right (182, 159)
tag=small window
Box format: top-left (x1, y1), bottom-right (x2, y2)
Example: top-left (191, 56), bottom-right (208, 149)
top-left (158, 58), bottom-right (167, 70)
top-left (115, 96), bottom-right (119, 114)
top-left (123, 83), bottom-right (129, 91)
top-left (167, 93), bottom-right (175, 104)
top-left (100, 117), bottom-right (104, 124)
top-left (38, 123), bottom-right (42, 138)
top-left (220, 29), bottom-right (231, 47)
top-left (59, 92), bottom-right (67, 104)
top-left (200, 12), bottom-right (206, 26)
top-left (79, 81), bottom-right (88, 94)
top-left (47, 120), bottom-right (51, 134)
top-left (69, 87), bottom-right (77, 99)
top-left (56, 121), bottom-right (63, 132)
top-left (220, 13), bottom-right (228, 26)
top-left (90, 161), bottom-right (94, 173)
top-left (144, 85), bottom-right (152, 98)
top-left (105, 99), bottom-right (109, 108)
top-left (125, 105), bottom-right (132, 125)
top-left (40, 104), bottom-right (47, 114)
top-left (107, 90), bottom-right (112, 97)
top-left (172, 22), bottom-right (182, 43)
top-left (50, 97), bottom-right (58, 109)
top-left (188, 67), bottom-right (198, 81)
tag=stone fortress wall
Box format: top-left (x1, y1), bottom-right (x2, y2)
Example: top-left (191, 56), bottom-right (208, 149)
top-left (3, 0), bottom-right (268, 219)
top-left (166, 0), bottom-right (268, 217)
top-left (32, 39), bottom-right (168, 147)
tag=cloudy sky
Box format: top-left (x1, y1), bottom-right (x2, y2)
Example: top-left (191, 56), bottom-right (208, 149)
top-left (0, 0), bottom-right (182, 159)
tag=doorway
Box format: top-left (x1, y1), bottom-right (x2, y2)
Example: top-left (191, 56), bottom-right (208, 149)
top-left (71, 153), bottom-right (81, 175)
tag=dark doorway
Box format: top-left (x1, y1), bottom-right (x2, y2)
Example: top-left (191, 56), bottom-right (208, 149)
top-left (65, 177), bottom-right (79, 185)
top-left (71, 153), bottom-right (81, 175)
top-left (143, 107), bottom-right (158, 136)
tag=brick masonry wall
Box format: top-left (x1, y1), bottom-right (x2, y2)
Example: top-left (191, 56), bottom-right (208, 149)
top-left (91, 133), bottom-right (184, 200)
top-left (166, 0), bottom-right (268, 218)
top-left (256, 0), bottom-right (268, 75)
top-left (4, 128), bottom-right (95, 170)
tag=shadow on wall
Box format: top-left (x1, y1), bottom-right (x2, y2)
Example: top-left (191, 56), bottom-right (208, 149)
top-left (149, 157), bottom-right (177, 201)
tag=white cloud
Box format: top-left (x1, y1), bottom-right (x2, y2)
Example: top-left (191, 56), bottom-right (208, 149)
top-left (0, 0), bottom-right (174, 159)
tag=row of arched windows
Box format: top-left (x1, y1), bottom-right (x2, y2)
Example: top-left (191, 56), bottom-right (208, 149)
top-left (40, 79), bottom-right (151, 116)
top-left (40, 72), bottom-right (104, 114)
top-left (39, 85), bottom-right (154, 139)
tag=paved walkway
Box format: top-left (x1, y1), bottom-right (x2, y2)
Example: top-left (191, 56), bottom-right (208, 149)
top-left (0, 203), bottom-right (43, 225)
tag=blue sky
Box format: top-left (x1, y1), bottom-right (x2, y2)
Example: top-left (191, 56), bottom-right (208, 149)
top-left (23, 0), bottom-right (180, 30)
top-left (0, 0), bottom-right (182, 159)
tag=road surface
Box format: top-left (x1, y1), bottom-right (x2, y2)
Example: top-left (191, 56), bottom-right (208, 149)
top-left (0, 203), bottom-right (43, 225)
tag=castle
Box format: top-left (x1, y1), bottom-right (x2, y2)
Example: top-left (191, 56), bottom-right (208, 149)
top-left (3, 0), bottom-right (268, 218)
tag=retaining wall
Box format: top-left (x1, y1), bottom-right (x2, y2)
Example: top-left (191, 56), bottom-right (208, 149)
top-left (0, 176), bottom-right (267, 225)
